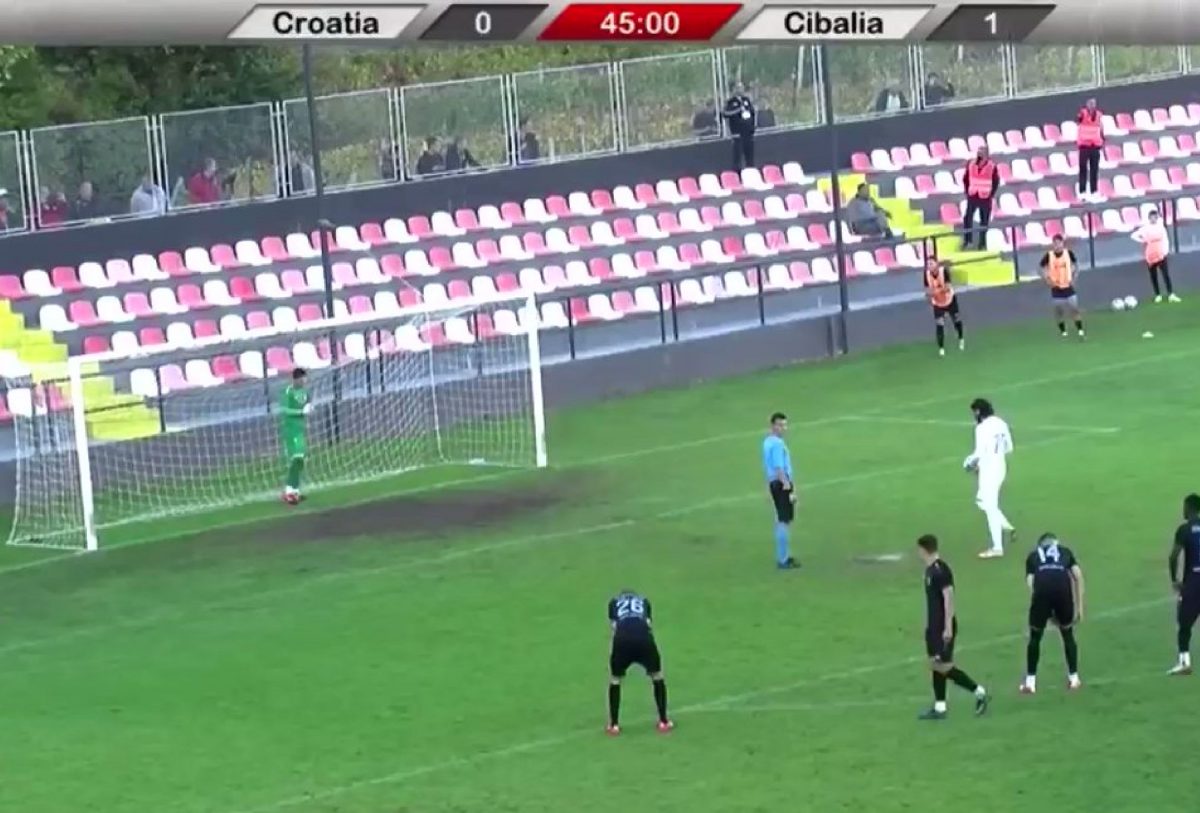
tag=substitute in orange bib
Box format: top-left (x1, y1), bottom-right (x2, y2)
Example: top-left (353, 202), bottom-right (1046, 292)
top-left (924, 257), bottom-right (965, 357)
top-left (1131, 208), bottom-right (1181, 303)
top-left (1076, 98), bottom-right (1104, 202)
top-left (962, 146), bottom-right (999, 251)
top-left (1039, 234), bottom-right (1085, 340)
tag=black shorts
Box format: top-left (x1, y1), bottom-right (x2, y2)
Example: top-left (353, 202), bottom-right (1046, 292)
top-left (1178, 585), bottom-right (1200, 628)
top-left (610, 634), bottom-right (662, 678)
top-left (1050, 286), bottom-right (1077, 301)
top-left (769, 480), bottom-right (795, 524)
top-left (1149, 259), bottom-right (1169, 274)
top-left (932, 297), bottom-right (960, 320)
top-left (925, 623), bottom-right (957, 663)
top-left (1029, 587), bottom-right (1075, 630)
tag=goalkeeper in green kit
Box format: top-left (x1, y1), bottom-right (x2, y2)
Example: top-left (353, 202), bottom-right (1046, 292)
top-left (280, 368), bottom-right (311, 505)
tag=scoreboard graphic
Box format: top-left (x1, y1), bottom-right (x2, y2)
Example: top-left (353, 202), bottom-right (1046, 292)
top-left (0, 0), bottom-right (1191, 43)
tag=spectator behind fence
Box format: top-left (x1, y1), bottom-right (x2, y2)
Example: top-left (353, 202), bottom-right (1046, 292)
top-left (0, 189), bottom-right (11, 232)
top-left (289, 150), bottom-right (316, 194)
top-left (444, 136), bottom-right (481, 173)
top-left (691, 100), bottom-right (719, 138)
top-left (187, 158), bottom-right (222, 206)
top-left (518, 119), bottom-right (541, 163)
top-left (72, 181), bottom-right (99, 221)
top-left (414, 137), bottom-right (444, 177)
top-left (723, 81), bottom-right (757, 171)
top-left (923, 72), bottom-right (956, 107)
top-left (38, 188), bottom-right (68, 228)
top-left (873, 86), bottom-right (909, 114)
top-left (756, 94), bottom-right (777, 129)
top-left (376, 139), bottom-right (398, 181)
top-left (129, 175), bottom-right (167, 217)
top-left (844, 183), bottom-right (893, 239)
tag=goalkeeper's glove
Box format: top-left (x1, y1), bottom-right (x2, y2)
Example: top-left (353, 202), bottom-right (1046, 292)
top-left (303, 404), bottom-right (313, 416)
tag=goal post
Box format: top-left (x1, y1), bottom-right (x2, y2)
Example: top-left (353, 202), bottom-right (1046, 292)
top-left (5, 290), bottom-right (548, 551)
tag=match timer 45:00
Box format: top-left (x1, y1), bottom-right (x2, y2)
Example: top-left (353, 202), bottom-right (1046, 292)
top-left (538, 3), bottom-right (742, 40)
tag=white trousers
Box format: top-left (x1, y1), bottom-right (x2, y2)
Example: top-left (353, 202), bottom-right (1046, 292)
top-left (976, 467), bottom-right (1012, 550)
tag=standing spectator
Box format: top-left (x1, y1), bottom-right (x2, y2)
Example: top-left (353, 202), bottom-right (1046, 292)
top-left (844, 183), bottom-right (893, 239)
top-left (71, 181), bottom-right (99, 221)
top-left (414, 137), bottom-right (444, 177)
top-left (756, 94), bottom-right (777, 130)
top-left (1076, 97), bottom-right (1104, 202)
top-left (444, 136), bottom-right (481, 173)
top-left (289, 150), bottom-right (316, 194)
top-left (129, 175), bottom-right (166, 217)
top-left (873, 86), bottom-right (909, 114)
top-left (962, 145), bottom-right (999, 251)
top-left (0, 189), bottom-right (12, 232)
top-left (376, 139), bottom-right (397, 181)
top-left (723, 81), bottom-right (757, 171)
top-left (923, 72), bottom-right (956, 107)
top-left (38, 188), bottom-right (68, 228)
top-left (691, 100), bottom-right (719, 138)
top-left (186, 158), bottom-right (222, 206)
top-left (518, 119), bottom-right (541, 163)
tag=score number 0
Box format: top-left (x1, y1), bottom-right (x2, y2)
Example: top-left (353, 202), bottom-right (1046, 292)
top-left (474, 9), bottom-right (493, 35)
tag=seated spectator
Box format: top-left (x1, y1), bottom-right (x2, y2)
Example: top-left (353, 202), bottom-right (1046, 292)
top-left (872, 86), bottom-right (909, 114)
top-left (844, 183), bottom-right (893, 238)
top-left (923, 72), bottom-right (956, 107)
top-left (129, 175), bottom-right (167, 217)
top-left (444, 136), bottom-right (481, 173)
top-left (519, 119), bottom-right (541, 163)
top-left (38, 188), bottom-right (68, 228)
top-left (414, 137), bottom-right (444, 176)
top-left (691, 100), bottom-right (719, 138)
top-left (0, 189), bottom-right (12, 232)
top-left (187, 158), bottom-right (222, 206)
top-left (289, 150), bottom-right (316, 194)
top-left (72, 181), bottom-right (99, 221)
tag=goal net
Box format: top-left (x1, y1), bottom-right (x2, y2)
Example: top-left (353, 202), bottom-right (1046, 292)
top-left (5, 291), bottom-right (547, 551)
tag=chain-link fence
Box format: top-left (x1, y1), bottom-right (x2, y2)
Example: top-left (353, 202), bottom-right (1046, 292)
top-left (285, 89), bottom-right (396, 192)
top-left (723, 46), bottom-right (820, 131)
top-left (29, 117), bottom-right (153, 227)
top-left (0, 131), bottom-right (25, 233)
top-left (1011, 46), bottom-right (1098, 96)
top-left (619, 51), bottom-right (721, 150)
top-left (399, 76), bottom-right (510, 178)
top-left (824, 45), bottom-right (914, 121)
top-left (1103, 46), bottom-right (1185, 85)
top-left (160, 103), bottom-right (277, 211)
top-left (511, 63), bottom-right (618, 164)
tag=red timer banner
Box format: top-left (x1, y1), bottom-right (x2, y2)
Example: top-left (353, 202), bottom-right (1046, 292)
top-left (538, 2), bottom-right (742, 40)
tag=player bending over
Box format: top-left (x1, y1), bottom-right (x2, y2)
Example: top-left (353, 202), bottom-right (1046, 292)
top-left (606, 590), bottom-right (673, 735)
top-left (1021, 533), bottom-right (1085, 693)
top-left (280, 368), bottom-right (312, 505)
top-left (1040, 235), bottom-right (1085, 340)
top-left (963, 398), bottom-right (1015, 559)
top-left (1167, 494), bottom-right (1200, 675)
top-left (924, 257), bottom-right (965, 357)
top-left (915, 535), bottom-right (989, 720)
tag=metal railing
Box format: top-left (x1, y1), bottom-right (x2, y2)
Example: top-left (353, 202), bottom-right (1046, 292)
top-left (0, 45), bottom-right (1195, 238)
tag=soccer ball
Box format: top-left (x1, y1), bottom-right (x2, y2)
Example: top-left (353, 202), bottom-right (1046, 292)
top-left (1111, 297), bottom-right (1126, 312)
top-left (1123, 295), bottom-right (1139, 310)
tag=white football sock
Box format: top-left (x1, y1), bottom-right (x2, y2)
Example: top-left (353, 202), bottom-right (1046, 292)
top-left (1182, 652), bottom-right (1192, 667)
top-left (934, 701), bottom-right (947, 713)
top-left (1024, 675), bottom-right (1037, 690)
top-left (974, 685), bottom-right (987, 698)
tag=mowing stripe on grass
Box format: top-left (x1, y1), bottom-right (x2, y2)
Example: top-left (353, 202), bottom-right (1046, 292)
top-left (0, 338), bottom-right (1177, 577)
top-left (228, 595), bottom-right (1169, 813)
top-left (839, 415), bottom-right (1123, 435)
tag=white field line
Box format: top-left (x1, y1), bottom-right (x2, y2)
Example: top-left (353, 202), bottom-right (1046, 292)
top-left (0, 428), bottom-right (1091, 661)
top-left (228, 596), bottom-right (1169, 813)
top-left (839, 414), bottom-right (1123, 435)
top-left (0, 340), bottom-right (1181, 578)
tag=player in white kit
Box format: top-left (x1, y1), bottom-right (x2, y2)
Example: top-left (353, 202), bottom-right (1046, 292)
top-left (962, 398), bottom-right (1015, 559)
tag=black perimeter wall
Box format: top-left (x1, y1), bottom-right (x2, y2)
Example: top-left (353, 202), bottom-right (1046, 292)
top-left (3, 75), bottom-right (1198, 273)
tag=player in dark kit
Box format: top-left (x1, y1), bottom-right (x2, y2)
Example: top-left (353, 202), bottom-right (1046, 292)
top-left (1167, 494), bottom-right (1200, 675)
top-left (606, 590), bottom-right (673, 734)
top-left (1020, 533), bottom-right (1085, 694)
top-left (915, 535), bottom-right (989, 720)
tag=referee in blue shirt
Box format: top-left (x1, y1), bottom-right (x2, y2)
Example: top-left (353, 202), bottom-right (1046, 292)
top-left (763, 412), bottom-right (798, 569)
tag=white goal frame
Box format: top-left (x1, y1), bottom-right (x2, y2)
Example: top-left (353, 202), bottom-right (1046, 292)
top-left (19, 290), bottom-right (546, 552)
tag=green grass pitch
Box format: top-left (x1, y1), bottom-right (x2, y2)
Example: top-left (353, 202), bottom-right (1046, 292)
top-left (1, 299), bottom-right (1197, 812)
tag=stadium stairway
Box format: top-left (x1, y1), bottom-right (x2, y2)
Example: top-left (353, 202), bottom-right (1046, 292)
top-left (0, 299), bottom-right (159, 440)
top-left (821, 173), bottom-right (1016, 287)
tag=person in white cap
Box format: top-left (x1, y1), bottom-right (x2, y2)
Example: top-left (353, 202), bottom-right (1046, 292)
top-left (1131, 208), bottom-right (1180, 303)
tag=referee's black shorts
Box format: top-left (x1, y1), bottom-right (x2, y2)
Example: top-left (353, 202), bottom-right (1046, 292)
top-left (769, 480), bottom-right (795, 524)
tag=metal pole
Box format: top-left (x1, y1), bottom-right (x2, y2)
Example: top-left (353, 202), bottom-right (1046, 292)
top-left (302, 44), bottom-right (342, 443)
top-left (819, 43), bottom-right (850, 355)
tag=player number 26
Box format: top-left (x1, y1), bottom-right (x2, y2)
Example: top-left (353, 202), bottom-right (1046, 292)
top-left (617, 596), bottom-right (645, 618)
top-left (599, 10), bottom-right (681, 35)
